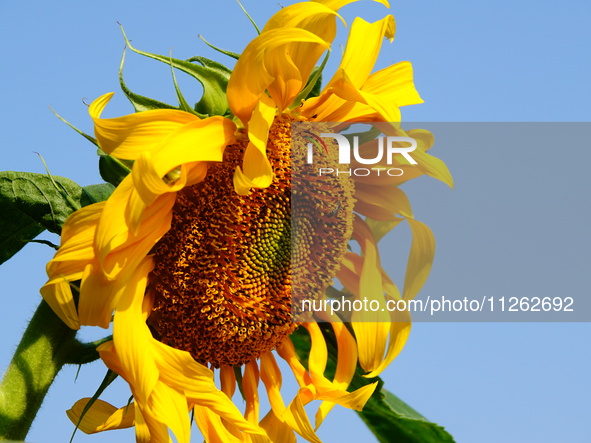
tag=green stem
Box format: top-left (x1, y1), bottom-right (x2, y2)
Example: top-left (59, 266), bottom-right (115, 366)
top-left (0, 300), bottom-right (94, 440)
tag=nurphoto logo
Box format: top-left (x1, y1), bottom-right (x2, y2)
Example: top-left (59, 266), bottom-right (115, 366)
top-left (305, 132), bottom-right (418, 176)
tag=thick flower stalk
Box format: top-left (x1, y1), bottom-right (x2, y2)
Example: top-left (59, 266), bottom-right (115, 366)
top-left (37, 0), bottom-right (453, 442)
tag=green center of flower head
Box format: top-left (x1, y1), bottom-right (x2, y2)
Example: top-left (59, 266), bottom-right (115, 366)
top-left (147, 116), bottom-right (355, 368)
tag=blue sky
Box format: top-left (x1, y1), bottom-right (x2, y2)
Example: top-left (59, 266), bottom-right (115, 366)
top-left (1, 1), bottom-right (590, 442)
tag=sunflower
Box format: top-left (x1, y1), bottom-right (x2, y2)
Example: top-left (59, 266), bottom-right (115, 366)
top-left (40, 0), bottom-right (452, 442)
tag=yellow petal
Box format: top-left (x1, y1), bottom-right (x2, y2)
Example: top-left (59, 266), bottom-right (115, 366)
top-left (46, 202), bottom-right (103, 274)
top-left (90, 92), bottom-right (199, 159)
top-left (363, 309), bottom-right (411, 378)
top-left (329, 322), bottom-right (357, 389)
top-left (220, 365), bottom-right (237, 399)
top-left (233, 95), bottom-right (276, 195)
top-left (403, 218), bottom-right (435, 300)
top-left (276, 338), bottom-right (314, 388)
top-left (282, 394), bottom-right (322, 443)
top-left (193, 406), bottom-right (244, 443)
top-left (330, 68), bottom-right (402, 122)
top-left (147, 115), bottom-right (235, 182)
top-left (39, 277), bottom-right (80, 330)
top-left (191, 391), bottom-right (269, 439)
top-left (112, 258), bottom-right (159, 405)
top-left (151, 340), bottom-right (216, 395)
top-left (265, 45), bottom-right (305, 112)
top-left (380, 125), bottom-right (454, 187)
top-left (147, 381), bottom-right (190, 443)
top-left (135, 402), bottom-right (172, 443)
top-left (66, 398), bottom-right (135, 434)
top-left (313, 0), bottom-right (390, 10)
top-left (301, 15), bottom-right (399, 122)
top-left (260, 410), bottom-right (296, 443)
top-left (314, 382), bottom-right (378, 411)
top-left (350, 218), bottom-right (390, 372)
top-left (327, 16), bottom-right (395, 89)
top-left (409, 147), bottom-right (455, 188)
top-left (335, 251), bottom-right (364, 297)
top-left (365, 217), bottom-right (404, 243)
top-left (362, 61), bottom-right (423, 107)
top-left (95, 176), bottom-right (174, 279)
top-left (355, 182), bottom-right (413, 219)
top-left (313, 321), bottom-right (357, 429)
top-left (77, 263), bottom-right (120, 327)
top-left (259, 352), bottom-right (288, 418)
top-left (262, 2), bottom-right (342, 91)
top-left (40, 202), bottom-right (106, 329)
top-left (132, 402), bottom-right (154, 443)
top-left (243, 361), bottom-right (260, 424)
top-left (227, 28), bottom-right (329, 124)
top-left (303, 323), bottom-right (328, 381)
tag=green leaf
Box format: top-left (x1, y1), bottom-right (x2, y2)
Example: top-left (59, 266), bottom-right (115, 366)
top-left (119, 47), bottom-right (178, 112)
top-left (355, 386), bottom-right (455, 443)
top-left (0, 218), bottom-right (44, 265)
top-left (290, 326), bottom-right (455, 443)
top-left (0, 173), bottom-right (114, 265)
top-left (80, 183), bottom-right (115, 206)
top-left (0, 171), bottom-right (82, 238)
top-left (120, 26), bottom-right (231, 117)
top-left (0, 172), bottom-right (85, 264)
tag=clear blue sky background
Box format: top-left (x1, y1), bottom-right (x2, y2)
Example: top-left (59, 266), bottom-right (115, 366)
top-left (1, 1), bottom-right (590, 442)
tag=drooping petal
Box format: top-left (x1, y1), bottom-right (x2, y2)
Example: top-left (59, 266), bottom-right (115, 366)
top-left (77, 262), bottom-right (121, 327)
top-left (259, 352), bottom-right (288, 418)
top-left (362, 61), bottom-right (423, 107)
top-left (133, 402), bottom-right (158, 443)
top-left (355, 182), bottom-right (413, 219)
top-left (302, 16), bottom-right (410, 123)
top-left (282, 394), bottom-right (322, 443)
top-left (90, 93), bottom-right (199, 159)
top-left (147, 381), bottom-right (190, 443)
top-left (94, 176), bottom-right (174, 279)
top-left (66, 398), bottom-right (135, 434)
top-left (227, 28), bottom-right (329, 124)
top-left (150, 340), bottom-right (216, 395)
top-left (190, 391), bottom-right (270, 441)
top-left (378, 124), bottom-right (454, 187)
top-left (45, 202), bottom-right (104, 275)
top-left (313, 321), bottom-right (358, 428)
top-left (233, 95), bottom-right (277, 194)
top-left (403, 218), bottom-right (436, 300)
top-left (330, 68), bottom-right (402, 122)
top-left (363, 308), bottom-right (411, 378)
top-left (220, 365), bottom-right (237, 399)
top-left (327, 16), bottom-right (395, 89)
top-left (193, 406), bottom-right (244, 443)
top-left (260, 410), bottom-right (296, 443)
top-left (40, 202), bottom-right (106, 330)
top-left (146, 115), bottom-right (235, 182)
top-left (262, 2), bottom-right (342, 90)
top-left (243, 361), bottom-right (260, 424)
top-left (39, 277), bottom-right (81, 330)
top-left (350, 217), bottom-right (390, 372)
top-left (111, 258), bottom-right (159, 406)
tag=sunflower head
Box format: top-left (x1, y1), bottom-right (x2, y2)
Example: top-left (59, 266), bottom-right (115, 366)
top-left (39, 1), bottom-right (453, 442)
